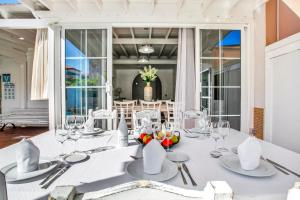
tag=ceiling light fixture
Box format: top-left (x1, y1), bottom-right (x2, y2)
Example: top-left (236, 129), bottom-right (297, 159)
top-left (138, 44), bottom-right (154, 54)
top-left (138, 56), bottom-right (149, 63)
top-left (18, 37), bottom-right (24, 40)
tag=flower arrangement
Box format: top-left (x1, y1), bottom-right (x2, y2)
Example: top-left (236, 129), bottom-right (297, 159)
top-left (139, 65), bottom-right (158, 83)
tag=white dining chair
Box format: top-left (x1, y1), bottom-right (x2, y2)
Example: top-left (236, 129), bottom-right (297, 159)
top-left (114, 101), bottom-right (135, 129)
top-left (132, 109), bottom-right (161, 129)
top-left (166, 101), bottom-right (175, 122)
top-left (93, 109), bottom-right (117, 130)
top-left (0, 172), bottom-right (7, 200)
top-left (140, 100), bottom-right (161, 110)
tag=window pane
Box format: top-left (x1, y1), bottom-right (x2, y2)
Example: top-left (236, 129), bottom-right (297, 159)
top-left (65, 59), bottom-right (86, 87)
top-left (66, 88), bottom-right (86, 116)
top-left (201, 59), bottom-right (219, 86)
top-left (221, 116), bottom-right (241, 131)
top-left (87, 29), bottom-right (107, 57)
top-left (201, 98), bottom-right (209, 110)
top-left (223, 88), bottom-right (241, 115)
top-left (87, 59), bottom-right (107, 86)
top-left (222, 59), bottom-right (241, 87)
top-left (200, 29), bottom-right (219, 57)
top-left (87, 88), bottom-right (107, 110)
top-left (65, 30), bottom-right (86, 57)
top-left (220, 30), bottom-right (241, 58)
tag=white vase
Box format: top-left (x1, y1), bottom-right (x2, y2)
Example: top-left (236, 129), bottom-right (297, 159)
top-left (144, 82), bottom-right (152, 101)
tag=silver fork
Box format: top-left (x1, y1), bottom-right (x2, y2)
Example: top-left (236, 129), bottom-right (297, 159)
top-left (177, 163), bottom-right (187, 185)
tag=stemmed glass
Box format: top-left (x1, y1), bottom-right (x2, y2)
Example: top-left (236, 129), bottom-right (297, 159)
top-left (54, 125), bottom-right (68, 158)
top-left (210, 121), bottom-right (221, 155)
top-left (68, 128), bottom-right (82, 153)
top-left (217, 120), bottom-right (230, 152)
top-left (163, 121), bottom-right (173, 152)
top-left (65, 115), bottom-right (76, 133)
top-left (76, 116), bottom-right (85, 130)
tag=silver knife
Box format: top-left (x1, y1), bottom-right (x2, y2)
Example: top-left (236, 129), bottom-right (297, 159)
top-left (41, 165), bottom-right (71, 189)
top-left (182, 163), bottom-right (197, 186)
top-left (39, 162), bottom-right (64, 185)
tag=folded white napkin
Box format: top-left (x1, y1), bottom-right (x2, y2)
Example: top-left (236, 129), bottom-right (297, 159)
top-left (143, 139), bottom-right (166, 174)
top-left (237, 136), bottom-right (262, 170)
top-left (16, 139), bottom-right (40, 173)
top-left (84, 109), bottom-right (94, 132)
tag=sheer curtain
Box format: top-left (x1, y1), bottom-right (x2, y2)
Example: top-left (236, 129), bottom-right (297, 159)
top-left (175, 28), bottom-right (196, 127)
top-left (31, 29), bottom-right (48, 100)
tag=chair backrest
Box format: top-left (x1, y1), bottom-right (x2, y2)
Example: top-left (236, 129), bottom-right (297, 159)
top-left (140, 100), bottom-right (161, 110)
top-left (132, 109), bottom-right (161, 129)
top-left (166, 101), bottom-right (176, 122)
top-left (114, 101), bottom-right (135, 128)
top-left (0, 172), bottom-right (7, 200)
top-left (93, 109), bottom-right (117, 130)
top-left (123, 99), bottom-right (138, 106)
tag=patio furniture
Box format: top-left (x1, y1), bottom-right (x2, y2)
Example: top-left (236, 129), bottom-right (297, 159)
top-left (132, 109), bottom-right (161, 129)
top-left (166, 101), bottom-right (175, 122)
top-left (1, 129), bottom-right (300, 200)
top-left (114, 101), bottom-right (135, 129)
top-left (93, 109), bottom-right (118, 130)
top-left (140, 100), bottom-right (162, 111)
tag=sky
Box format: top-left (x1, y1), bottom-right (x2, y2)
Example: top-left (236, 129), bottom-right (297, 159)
top-left (0, 0), bottom-right (19, 4)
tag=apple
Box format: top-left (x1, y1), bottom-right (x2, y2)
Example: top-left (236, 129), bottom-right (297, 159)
top-left (161, 138), bottom-right (173, 147)
top-left (143, 135), bottom-right (152, 144)
top-left (139, 133), bottom-right (147, 140)
top-left (170, 135), bottom-right (179, 143)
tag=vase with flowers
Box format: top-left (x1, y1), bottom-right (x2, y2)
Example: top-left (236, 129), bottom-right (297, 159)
top-left (139, 65), bottom-right (158, 101)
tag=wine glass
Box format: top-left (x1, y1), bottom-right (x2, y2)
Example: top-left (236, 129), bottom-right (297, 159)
top-left (65, 115), bottom-right (76, 133)
top-left (68, 129), bottom-right (82, 153)
top-left (163, 121), bottom-right (173, 152)
top-left (76, 116), bottom-right (85, 130)
top-left (210, 121), bottom-right (221, 154)
top-left (217, 120), bottom-right (230, 152)
top-left (55, 126), bottom-right (68, 158)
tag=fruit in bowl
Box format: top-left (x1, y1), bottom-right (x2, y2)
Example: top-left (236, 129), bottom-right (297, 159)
top-left (137, 130), bottom-right (180, 149)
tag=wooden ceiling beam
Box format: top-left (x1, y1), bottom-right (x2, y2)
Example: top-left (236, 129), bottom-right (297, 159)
top-left (3, 29), bottom-right (36, 42)
top-left (158, 28), bottom-right (172, 58)
top-left (19, 0), bottom-right (39, 19)
top-left (176, 0), bottom-right (185, 16)
top-left (114, 38), bottom-right (178, 45)
top-left (229, 0), bottom-right (243, 12)
top-left (65, 0), bottom-right (77, 11)
top-left (201, 0), bottom-right (215, 16)
top-left (130, 28), bottom-right (139, 57)
top-left (0, 30), bottom-right (34, 48)
top-left (113, 30), bottom-right (129, 57)
top-left (37, 0), bottom-right (53, 10)
top-left (168, 46), bottom-right (178, 58)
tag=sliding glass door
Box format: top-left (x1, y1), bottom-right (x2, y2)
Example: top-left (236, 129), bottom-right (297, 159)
top-left (62, 27), bottom-right (112, 119)
top-left (198, 29), bottom-right (242, 130)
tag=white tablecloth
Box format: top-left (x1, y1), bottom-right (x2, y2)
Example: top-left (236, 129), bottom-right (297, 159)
top-left (0, 129), bottom-right (300, 200)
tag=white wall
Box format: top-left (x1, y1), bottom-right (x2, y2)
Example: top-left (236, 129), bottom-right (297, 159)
top-left (113, 65), bottom-right (176, 100)
top-left (253, 5), bottom-right (266, 108)
top-left (0, 48), bottom-right (48, 114)
top-left (0, 56), bottom-right (26, 113)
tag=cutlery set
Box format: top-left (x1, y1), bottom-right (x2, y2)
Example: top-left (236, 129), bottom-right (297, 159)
top-left (177, 162), bottom-right (197, 186)
top-left (40, 164), bottom-right (71, 189)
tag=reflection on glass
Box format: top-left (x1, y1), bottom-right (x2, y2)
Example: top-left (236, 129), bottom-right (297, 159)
top-left (87, 88), bottom-right (106, 110)
top-left (66, 88), bottom-right (86, 116)
top-left (222, 59), bottom-right (241, 87)
top-left (220, 30), bottom-right (241, 58)
top-left (87, 59), bottom-right (107, 86)
top-left (200, 29), bottom-right (219, 57)
top-left (65, 59), bottom-right (86, 87)
top-left (87, 30), bottom-right (107, 57)
top-left (65, 30), bottom-right (86, 57)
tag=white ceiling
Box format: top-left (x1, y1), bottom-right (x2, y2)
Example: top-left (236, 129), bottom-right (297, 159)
top-left (0, 0), bottom-right (263, 23)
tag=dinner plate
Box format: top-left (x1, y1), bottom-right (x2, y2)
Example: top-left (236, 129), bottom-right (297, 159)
top-left (184, 132), bottom-right (199, 138)
top-left (167, 152), bottom-right (189, 162)
top-left (64, 152), bottom-right (89, 163)
top-left (79, 128), bottom-right (104, 135)
top-left (1, 159), bottom-right (58, 183)
top-left (188, 128), bottom-right (209, 134)
top-left (126, 159), bottom-right (178, 182)
top-left (219, 154), bottom-right (276, 177)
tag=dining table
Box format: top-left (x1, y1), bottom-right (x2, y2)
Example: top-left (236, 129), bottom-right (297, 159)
top-left (0, 129), bottom-right (299, 200)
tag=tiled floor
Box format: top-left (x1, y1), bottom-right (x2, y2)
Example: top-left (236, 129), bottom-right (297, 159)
top-left (0, 127), bottom-right (48, 149)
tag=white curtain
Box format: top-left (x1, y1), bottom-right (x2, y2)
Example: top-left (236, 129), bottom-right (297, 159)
top-left (175, 28), bottom-right (196, 128)
top-left (31, 29), bottom-right (48, 100)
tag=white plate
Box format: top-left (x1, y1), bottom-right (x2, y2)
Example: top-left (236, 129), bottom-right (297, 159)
top-left (64, 152), bottom-right (88, 163)
top-left (167, 152), bottom-right (189, 162)
top-left (184, 132), bottom-right (199, 138)
top-left (1, 160), bottom-right (58, 183)
top-left (220, 154), bottom-right (276, 177)
top-left (79, 128), bottom-right (104, 135)
top-left (126, 159), bottom-right (178, 182)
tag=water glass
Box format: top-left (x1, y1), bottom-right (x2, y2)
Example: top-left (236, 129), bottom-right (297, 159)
top-left (68, 130), bottom-right (82, 153)
top-left (210, 121), bottom-right (221, 152)
top-left (217, 120), bottom-right (230, 152)
top-left (76, 116), bottom-right (85, 130)
top-left (55, 127), bottom-right (68, 157)
top-left (66, 115), bottom-right (76, 132)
